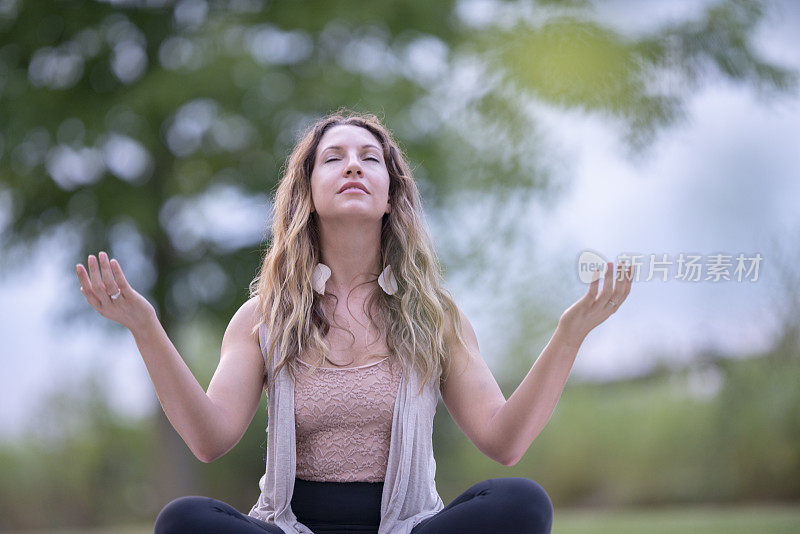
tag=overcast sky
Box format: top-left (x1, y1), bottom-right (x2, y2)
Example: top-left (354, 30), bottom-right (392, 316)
top-left (1, 0), bottom-right (798, 443)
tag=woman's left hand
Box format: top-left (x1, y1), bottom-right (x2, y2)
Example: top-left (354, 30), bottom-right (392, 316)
top-left (558, 261), bottom-right (634, 346)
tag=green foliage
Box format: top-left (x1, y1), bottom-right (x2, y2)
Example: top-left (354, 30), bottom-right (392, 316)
top-left (1, 0), bottom-right (798, 529)
top-left (500, 347), bottom-right (800, 507)
top-left (553, 504), bottom-right (800, 534)
top-left (1, 333), bottom-right (797, 530)
top-left (6, 505), bottom-right (800, 534)
top-left (0, 377), bottom-right (156, 531)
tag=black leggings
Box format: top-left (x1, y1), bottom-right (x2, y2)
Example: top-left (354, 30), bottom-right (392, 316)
top-left (154, 476), bottom-right (553, 533)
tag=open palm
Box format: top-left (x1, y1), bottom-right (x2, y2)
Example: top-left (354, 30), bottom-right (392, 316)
top-left (75, 250), bottom-right (157, 332)
top-left (558, 261), bottom-right (634, 345)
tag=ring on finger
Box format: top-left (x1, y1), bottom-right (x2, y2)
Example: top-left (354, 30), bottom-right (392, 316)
top-left (109, 289), bottom-right (121, 300)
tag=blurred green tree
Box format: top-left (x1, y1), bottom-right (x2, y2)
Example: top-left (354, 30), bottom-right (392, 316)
top-left (0, 0), bottom-right (795, 520)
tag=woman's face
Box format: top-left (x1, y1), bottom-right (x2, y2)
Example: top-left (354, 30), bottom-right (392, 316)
top-left (310, 124), bottom-right (391, 223)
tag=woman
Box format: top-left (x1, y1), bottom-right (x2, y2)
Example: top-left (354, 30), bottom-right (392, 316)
top-left (76, 110), bottom-right (633, 534)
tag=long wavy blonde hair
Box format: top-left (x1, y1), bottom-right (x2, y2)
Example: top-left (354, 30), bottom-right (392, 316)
top-left (248, 108), bottom-right (475, 398)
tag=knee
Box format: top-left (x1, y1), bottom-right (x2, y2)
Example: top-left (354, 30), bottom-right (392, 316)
top-left (494, 477), bottom-right (553, 534)
top-left (154, 496), bottom-right (210, 534)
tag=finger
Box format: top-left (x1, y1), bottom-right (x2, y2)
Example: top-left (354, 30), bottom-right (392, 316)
top-left (586, 269), bottom-right (601, 299)
top-left (76, 262), bottom-right (89, 290)
top-left (622, 264), bottom-right (634, 297)
top-left (596, 261), bottom-right (614, 304)
top-left (615, 261), bottom-right (627, 283)
top-left (109, 257), bottom-right (131, 293)
top-left (98, 251), bottom-right (120, 296)
top-left (87, 254), bottom-right (111, 305)
top-left (608, 262), bottom-right (629, 306)
top-left (76, 264), bottom-right (102, 308)
top-left (618, 261), bottom-right (631, 287)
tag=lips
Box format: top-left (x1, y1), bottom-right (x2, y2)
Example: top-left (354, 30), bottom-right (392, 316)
top-left (338, 181), bottom-right (369, 194)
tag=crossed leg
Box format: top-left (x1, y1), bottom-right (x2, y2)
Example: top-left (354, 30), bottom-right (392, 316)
top-left (411, 477), bottom-right (553, 534)
top-left (154, 496), bottom-right (286, 534)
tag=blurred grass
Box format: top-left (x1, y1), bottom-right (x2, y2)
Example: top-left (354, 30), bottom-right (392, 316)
top-left (8, 505), bottom-right (800, 533)
top-left (432, 347), bottom-right (800, 510)
top-left (6, 527), bottom-right (152, 534)
top-left (4, 341), bottom-right (797, 531)
top-left (554, 504), bottom-right (800, 534)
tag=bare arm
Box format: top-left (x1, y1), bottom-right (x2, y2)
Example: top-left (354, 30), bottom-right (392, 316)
top-left (132, 297), bottom-right (266, 463)
top-left (77, 251), bottom-right (266, 463)
top-left (204, 297), bottom-right (267, 461)
top-left (487, 327), bottom-right (580, 466)
top-left (132, 317), bottom-right (232, 462)
top-left (492, 261), bottom-right (634, 465)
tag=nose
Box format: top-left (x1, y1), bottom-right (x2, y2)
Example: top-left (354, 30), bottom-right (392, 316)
top-left (345, 155), bottom-right (363, 177)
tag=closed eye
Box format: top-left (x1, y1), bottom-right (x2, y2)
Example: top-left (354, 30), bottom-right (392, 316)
top-left (324, 156), bottom-right (381, 163)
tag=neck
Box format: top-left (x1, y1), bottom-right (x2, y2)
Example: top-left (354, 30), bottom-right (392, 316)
top-left (317, 217), bottom-right (382, 295)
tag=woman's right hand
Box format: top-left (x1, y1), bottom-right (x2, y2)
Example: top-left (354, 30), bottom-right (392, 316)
top-left (76, 251), bottom-right (157, 333)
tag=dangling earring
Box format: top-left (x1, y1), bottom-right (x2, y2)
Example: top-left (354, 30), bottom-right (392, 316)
top-left (312, 263), bottom-right (331, 295)
top-left (378, 264), bottom-right (398, 295)
top-left (312, 262), bottom-right (398, 295)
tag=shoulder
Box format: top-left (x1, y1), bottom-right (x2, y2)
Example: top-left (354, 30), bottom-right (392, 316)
top-left (442, 302), bottom-right (479, 380)
top-left (228, 296), bottom-right (268, 372)
top-left (444, 302), bottom-right (477, 348)
top-left (241, 295), bottom-right (261, 318)
top-left (229, 296), bottom-right (264, 340)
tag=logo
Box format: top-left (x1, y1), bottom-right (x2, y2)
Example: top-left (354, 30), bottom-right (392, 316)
top-left (577, 250), bottom-right (608, 283)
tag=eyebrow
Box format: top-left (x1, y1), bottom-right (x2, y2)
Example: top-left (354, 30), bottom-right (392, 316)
top-left (321, 144), bottom-right (382, 155)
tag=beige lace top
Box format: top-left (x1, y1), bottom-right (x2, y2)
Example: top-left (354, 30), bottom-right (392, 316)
top-left (249, 319), bottom-right (446, 533)
top-left (293, 355), bottom-right (403, 483)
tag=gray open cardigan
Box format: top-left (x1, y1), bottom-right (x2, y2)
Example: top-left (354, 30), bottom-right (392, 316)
top-left (248, 322), bottom-right (446, 534)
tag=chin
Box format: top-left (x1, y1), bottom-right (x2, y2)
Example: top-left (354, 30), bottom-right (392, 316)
top-left (320, 209), bottom-right (384, 222)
